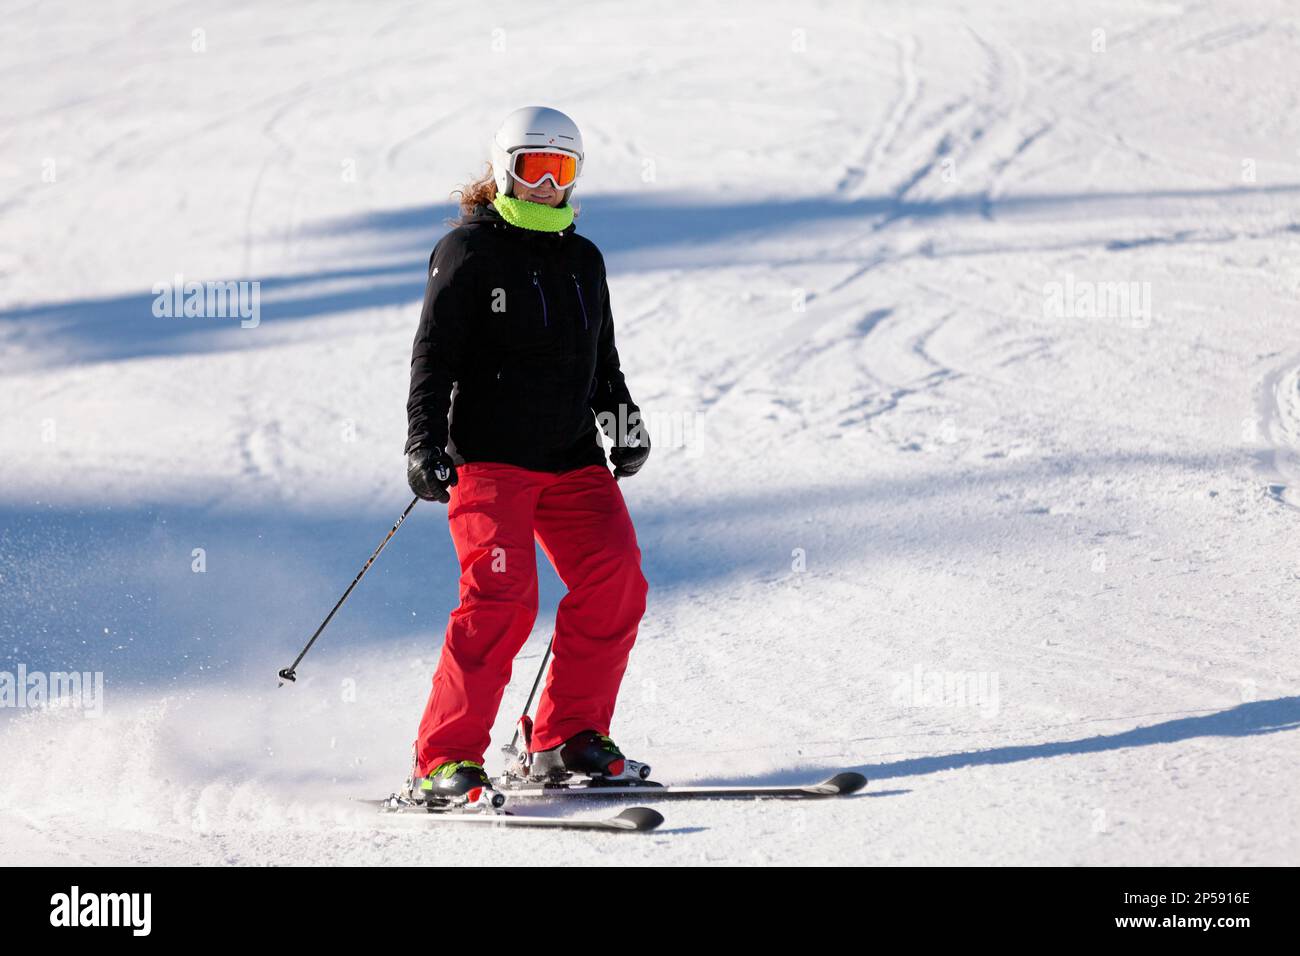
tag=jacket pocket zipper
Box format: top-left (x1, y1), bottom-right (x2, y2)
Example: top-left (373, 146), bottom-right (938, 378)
top-left (571, 273), bottom-right (589, 329)
top-left (531, 270), bottom-right (548, 327)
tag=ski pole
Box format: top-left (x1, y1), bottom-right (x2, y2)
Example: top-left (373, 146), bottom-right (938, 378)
top-left (278, 496), bottom-right (419, 686)
top-left (503, 635), bottom-right (554, 757)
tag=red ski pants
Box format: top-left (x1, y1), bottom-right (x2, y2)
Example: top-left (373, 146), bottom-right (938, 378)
top-left (415, 462), bottom-right (648, 775)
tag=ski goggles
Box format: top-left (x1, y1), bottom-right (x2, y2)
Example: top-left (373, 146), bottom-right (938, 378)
top-left (509, 148), bottom-right (579, 189)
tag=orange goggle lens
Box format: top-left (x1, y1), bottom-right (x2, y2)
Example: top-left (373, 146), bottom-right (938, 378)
top-left (512, 150), bottom-right (578, 189)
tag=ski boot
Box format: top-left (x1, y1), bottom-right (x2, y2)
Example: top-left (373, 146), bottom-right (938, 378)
top-left (505, 720), bottom-right (651, 786)
top-left (402, 759), bottom-right (506, 812)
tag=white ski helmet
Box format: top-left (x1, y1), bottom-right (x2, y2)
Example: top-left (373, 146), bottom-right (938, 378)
top-left (491, 105), bottom-right (585, 203)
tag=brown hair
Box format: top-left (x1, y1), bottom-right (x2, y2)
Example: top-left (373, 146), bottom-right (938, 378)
top-left (446, 161), bottom-right (580, 225)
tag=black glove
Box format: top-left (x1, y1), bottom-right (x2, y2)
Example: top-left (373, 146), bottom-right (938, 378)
top-left (609, 417), bottom-right (650, 479)
top-left (407, 447), bottom-right (458, 503)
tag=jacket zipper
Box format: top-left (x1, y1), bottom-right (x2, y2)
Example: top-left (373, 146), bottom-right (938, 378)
top-left (571, 273), bottom-right (589, 330)
top-left (531, 270), bottom-right (548, 327)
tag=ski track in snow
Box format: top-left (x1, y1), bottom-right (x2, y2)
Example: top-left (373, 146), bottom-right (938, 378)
top-left (1, 0), bottom-right (1299, 865)
top-left (1255, 352), bottom-right (1300, 511)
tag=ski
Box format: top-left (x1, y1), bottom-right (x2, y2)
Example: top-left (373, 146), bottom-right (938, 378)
top-left (492, 770), bottom-right (868, 802)
top-left (364, 797), bottom-right (665, 833)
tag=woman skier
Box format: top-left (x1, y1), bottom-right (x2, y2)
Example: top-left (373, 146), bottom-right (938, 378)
top-left (402, 106), bottom-right (650, 809)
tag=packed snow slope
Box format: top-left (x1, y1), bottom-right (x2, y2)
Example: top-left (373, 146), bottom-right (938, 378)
top-left (2, 0), bottom-right (1298, 865)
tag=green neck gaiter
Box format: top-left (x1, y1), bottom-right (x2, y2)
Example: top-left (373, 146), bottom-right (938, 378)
top-left (493, 193), bottom-right (575, 232)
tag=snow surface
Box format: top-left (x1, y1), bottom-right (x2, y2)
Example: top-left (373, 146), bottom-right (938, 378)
top-left (2, 0), bottom-right (1299, 865)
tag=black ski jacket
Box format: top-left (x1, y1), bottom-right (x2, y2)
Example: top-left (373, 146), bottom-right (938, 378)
top-left (405, 202), bottom-right (639, 472)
